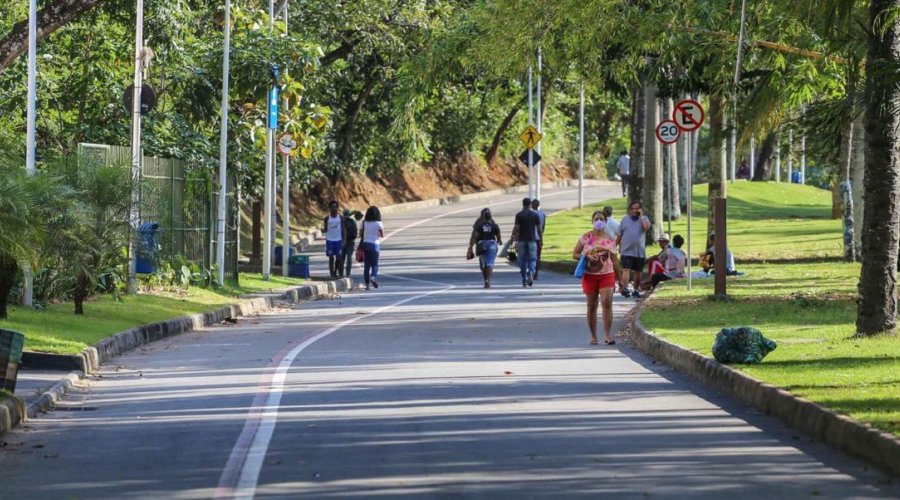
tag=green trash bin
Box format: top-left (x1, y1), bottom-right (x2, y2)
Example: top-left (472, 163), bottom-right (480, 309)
top-left (288, 254), bottom-right (310, 278)
top-left (0, 329), bottom-right (25, 393)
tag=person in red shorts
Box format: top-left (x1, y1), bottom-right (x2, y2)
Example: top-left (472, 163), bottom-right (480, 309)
top-left (572, 210), bottom-right (619, 346)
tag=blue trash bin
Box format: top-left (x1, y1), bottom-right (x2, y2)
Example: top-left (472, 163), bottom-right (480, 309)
top-left (274, 245), bottom-right (296, 266)
top-left (288, 255), bottom-right (310, 278)
top-left (791, 171), bottom-right (802, 184)
top-left (136, 222), bottom-right (159, 274)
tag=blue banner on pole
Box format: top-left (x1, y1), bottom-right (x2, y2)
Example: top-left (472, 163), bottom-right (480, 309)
top-left (268, 87), bottom-right (280, 129)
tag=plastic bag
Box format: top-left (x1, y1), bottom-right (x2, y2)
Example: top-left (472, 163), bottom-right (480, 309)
top-left (712, 326), bottom-right (777, 364)
top-left (574, 255), bottom-right (587, 279)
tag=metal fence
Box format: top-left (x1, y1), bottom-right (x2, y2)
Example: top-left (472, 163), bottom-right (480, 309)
top-left (77, 143), bottom-right (238, 282)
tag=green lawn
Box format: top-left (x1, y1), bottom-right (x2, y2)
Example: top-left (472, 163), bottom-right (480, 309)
top-left (544, 181), bottom-right (899, 438)
top-left (1, 273), bottom-right (309, 355)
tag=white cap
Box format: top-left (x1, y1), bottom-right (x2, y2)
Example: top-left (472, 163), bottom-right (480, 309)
top-left (658, 233), bottom-right (670, 242)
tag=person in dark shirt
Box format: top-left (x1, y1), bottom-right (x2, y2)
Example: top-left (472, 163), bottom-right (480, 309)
top-left (467, 208), bottom-right (502, 288)
top-left (511, 197), bottom-right (542, 287)
top-left (340, 209), bottom-right (361, 277)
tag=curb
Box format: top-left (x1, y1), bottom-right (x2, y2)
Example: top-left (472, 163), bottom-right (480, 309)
top-left (4, 277), bottom-right (354, 435)
top-left (629, 293), bottom-right (900, 478)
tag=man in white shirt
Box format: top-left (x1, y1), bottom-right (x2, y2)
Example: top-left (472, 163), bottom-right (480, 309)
top-left (322, 200), bottom-right (345, 277)
top-left (602, 206), bottom-right (620, 240)
top-left (616, 151), bottom-right (630, 197)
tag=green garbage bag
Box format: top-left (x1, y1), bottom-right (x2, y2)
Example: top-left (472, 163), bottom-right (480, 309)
top-left (712, 326), bottom-right (777, 364)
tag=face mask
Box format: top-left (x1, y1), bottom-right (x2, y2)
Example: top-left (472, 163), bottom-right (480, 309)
top-left (630, 215), bottom-right (640, 221)
top-left (593, 220), bottom-right (606, 231)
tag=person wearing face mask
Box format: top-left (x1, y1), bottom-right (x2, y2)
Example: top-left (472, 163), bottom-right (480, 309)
top-left (572, 210), bottom-right (619, 346)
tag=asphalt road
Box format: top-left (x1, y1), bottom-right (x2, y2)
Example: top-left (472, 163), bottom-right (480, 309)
top-left (1, 184), bottom-right (897, 499)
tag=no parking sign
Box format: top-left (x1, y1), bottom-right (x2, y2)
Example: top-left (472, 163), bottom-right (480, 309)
top-left (672, 99), bottom-right (705, 132)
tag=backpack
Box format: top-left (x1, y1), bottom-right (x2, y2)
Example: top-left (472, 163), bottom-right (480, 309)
top-left (344, 216), bottom-right (358, 240)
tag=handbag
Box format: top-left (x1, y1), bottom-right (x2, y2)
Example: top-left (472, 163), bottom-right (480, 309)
top-left (355, 246), bottom-right (365, 263)
top-left (475, 241), bottom-right (486, 256)
top-left (574, 255), bottom-right (587, 279)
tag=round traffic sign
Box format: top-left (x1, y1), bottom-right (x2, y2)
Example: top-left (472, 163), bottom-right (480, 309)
top-left (656, 120), bottom-right (681, 144)
top-left (672, 99), bottom-right (705, 132)
top-left (277, 132), bottom-right (297, 156)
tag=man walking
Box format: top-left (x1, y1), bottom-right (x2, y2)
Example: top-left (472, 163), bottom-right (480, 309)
top-left (531, 199), bottom-right (546, 280)
top-left (323, 200), bottom-right (345, 278)
top-left (616, 150), bottom-right (630, 197)
top-left (602, 206), bottom-right (620, 241)
top-left (512, 197), bottom-right (542, 287)
top-left (340, 209), bottom-right (359, 277)
top-left (616, 200), bottom-right (651, 298)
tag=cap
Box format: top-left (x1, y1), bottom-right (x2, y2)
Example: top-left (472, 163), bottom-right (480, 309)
top-left (658, 233), bottom-right (670, 241)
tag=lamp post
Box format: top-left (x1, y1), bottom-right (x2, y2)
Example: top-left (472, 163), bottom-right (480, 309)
top-left (127, 0), bottom-right (145, 295)
top-left (215, 0), bottom-right (232, 286)
top-left (22, 0), bottom-right (37, 306)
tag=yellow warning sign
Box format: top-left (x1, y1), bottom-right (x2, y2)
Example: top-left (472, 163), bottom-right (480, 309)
top-left (519, 125), bottom-right (542, 149)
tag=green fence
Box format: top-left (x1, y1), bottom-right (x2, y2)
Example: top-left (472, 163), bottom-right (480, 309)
top-left (77, 143), bottom-right (238, 282)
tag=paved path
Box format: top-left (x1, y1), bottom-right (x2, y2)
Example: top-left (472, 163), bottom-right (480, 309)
top-left (0, 185), bottom-right (896, 499)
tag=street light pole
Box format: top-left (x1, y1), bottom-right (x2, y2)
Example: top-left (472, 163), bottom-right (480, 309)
top-left (215, 0), bottom-right (232, 286)
top-left (578, 83), bottom-right (584, 209)
top-left (527, 66), bottom-right (534, 198)
top-left (127, 0), bottom-right (145, 295)
top-left (281, 4), bottom-right (291, 278)
top-left (262, 0), bottom-right (275, 280)
top-left (22, 0), bottom-right (38, 306)
top-left (536, 48), bottom-right (542, 200)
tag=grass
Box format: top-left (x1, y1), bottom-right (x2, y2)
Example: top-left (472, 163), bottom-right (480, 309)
top-left (1, 273), bottom-right (308, 355)
top-left (544, 181), bottom-right (900, 438)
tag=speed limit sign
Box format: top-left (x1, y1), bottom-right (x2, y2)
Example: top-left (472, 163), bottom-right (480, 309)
top-left (656, 120), bottom-right (681, 144)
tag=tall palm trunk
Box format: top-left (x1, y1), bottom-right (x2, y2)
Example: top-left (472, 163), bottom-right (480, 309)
top-left (644, 90), bottom-right (662, 241)
top-left (0, 252), bottom-right (16, 320)
top-left (664, 99), bottom-right (682, 221)
top-left (851, 112), bottom-right (865, 256)
top-left (857, 0), bottom-right (900, 335)
top-left (628, 82), bottom-right (645, 203)
top-left (707, 94), bottom-right (727, 236)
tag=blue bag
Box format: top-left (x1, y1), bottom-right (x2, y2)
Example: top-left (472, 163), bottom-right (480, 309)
top-left (574, 255), bottom-right (587, 279)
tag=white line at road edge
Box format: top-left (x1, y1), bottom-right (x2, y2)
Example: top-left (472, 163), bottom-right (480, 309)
top-left (214, 285), bottom-right (455, 500)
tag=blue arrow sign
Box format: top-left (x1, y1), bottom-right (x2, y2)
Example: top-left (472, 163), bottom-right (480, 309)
top-left (268, 87), bottom-right (280, 129)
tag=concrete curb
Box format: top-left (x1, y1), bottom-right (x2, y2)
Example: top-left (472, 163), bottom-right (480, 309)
top-left (0, 394), bottom-right (25, 437)
top-left (3, 277), bottom-right (353, 436)
top-left (629, 293), bottom-right (900, 478)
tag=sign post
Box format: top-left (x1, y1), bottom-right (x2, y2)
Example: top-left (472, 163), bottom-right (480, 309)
top-left (673, 99), bottom-right (706, 291)
top-left (656, 120), bottom-right (680, 239)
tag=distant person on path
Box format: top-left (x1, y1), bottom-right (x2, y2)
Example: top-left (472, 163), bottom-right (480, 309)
top-left (511, 197), bottom-right (542, 287)
top-left (737, 158), bottom-right (751, 180)
top-left (573, 210), bottom-right (618, 345)
top-left (651, 234), bottom-right (686, 287)
top-left (616, 151), bottom-right (630, 197)
top-left (467, 208), bottom-right (502, 288)
top-left (340, 209), bottom-right (361, 277)
top-left (616, 200), bottom-right (651, 298)
top-left (531, 199), bottom-right (547, 280)
top-left (323, 201), bottom-right (345, 278)
top-left (602, 206), bottom-right (620, 241)
top-left (360, 206), bottom-right (385, 290)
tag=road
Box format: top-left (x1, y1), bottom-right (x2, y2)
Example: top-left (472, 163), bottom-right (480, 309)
top-left (1, 184), bottom-right (897, 499)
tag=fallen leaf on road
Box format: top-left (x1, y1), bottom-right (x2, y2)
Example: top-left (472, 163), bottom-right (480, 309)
top-left (355, 310), bottom-right (370, 315)
top-left (504, 371), bottom-right (513, 375)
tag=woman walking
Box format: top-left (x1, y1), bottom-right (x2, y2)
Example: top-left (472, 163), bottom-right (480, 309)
top-left (359, 206), bottom-right (384, 290)
top-left (572, 210), bottom-right (618, 345)
top-left (467, 208), bottom-right (502, 288)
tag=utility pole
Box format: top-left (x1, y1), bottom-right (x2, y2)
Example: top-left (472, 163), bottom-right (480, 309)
top-left (578, 83), bottom-right (584, 209)
top-left (22, 0), bottom-right (37, 306)
top-left (800, 134), bottom-right (806, 184)
top-left (262, 0), bottom-right (276, 280)
top-left (787, 129), bottom-right (794, 182)
top-left (749, 135), bottom-right (756, 178)
top-left (127, 0), bottom-right (145, 295)
top-left (215, 0), bottom-right (232, 286)
top-left (731, 0), bottom-right (748, 185)
top-left (775, 134), bottom-right (781, 182)
top-left (281, 3), bottom-right (291, 277)
top-left (527, 66), bottom-right (534, 198)
top-left (536, 48), bottom-right (542, 200)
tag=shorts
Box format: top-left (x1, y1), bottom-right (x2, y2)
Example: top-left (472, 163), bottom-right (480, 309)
top-left (621, 255), bottom-right (645, 272)
top-left (326, 240), bottom-right (343, 257)
top-left (582, 272), bottom-right (616, 294)
top-left (478, 240), bottom-right (498, 268)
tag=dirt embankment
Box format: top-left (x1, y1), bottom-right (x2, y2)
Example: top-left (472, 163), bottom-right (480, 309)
top-left (296, 154), bottom-right (574, 220)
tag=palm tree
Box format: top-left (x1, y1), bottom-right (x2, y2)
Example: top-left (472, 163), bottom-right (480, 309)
top-left (856, 0), bottom-right (900, 335)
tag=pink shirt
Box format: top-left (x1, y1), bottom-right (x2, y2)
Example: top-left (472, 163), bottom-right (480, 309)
top-left (580, 231), bottom-right (616, 275)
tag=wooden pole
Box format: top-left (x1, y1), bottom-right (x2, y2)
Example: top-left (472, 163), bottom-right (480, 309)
top-left (714, 197), bottom-right (727, 297)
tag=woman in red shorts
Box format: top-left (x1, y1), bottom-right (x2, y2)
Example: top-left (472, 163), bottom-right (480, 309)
top-left (572, 210), bottom-right (619, 345)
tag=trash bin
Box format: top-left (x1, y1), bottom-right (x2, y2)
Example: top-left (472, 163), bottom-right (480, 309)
top-left (0, 329), bottom-right (25, 393)
top-left (288, 254), bottom-right (310, 278)
top-left (136, 222), bottom-right (160, 274)
top-left (791, 171), bottom-right (802, 184)
top-left (274, 245), bottom-right (296, 266)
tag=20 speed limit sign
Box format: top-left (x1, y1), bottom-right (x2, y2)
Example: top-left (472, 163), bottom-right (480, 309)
top-left (655, 120), bottom-right (681, 144)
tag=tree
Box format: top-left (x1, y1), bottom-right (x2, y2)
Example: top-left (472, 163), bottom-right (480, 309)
top-left (856, 0), bottom-right (900, 335)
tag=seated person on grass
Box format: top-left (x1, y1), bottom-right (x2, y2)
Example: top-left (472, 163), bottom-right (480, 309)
top-left (700, 232), bottom-right (737, 275)
top-left (651, 234), bottom-right (686, 288)
top-left (639, 234), bottom-right (670, 290)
